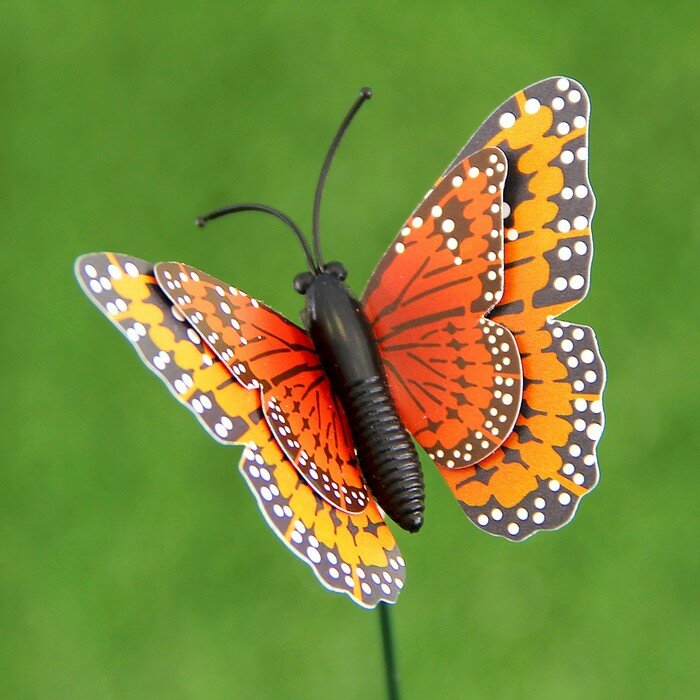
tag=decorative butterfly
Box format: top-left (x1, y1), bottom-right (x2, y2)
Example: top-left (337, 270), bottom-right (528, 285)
top-left (75, 77), bottom-right (605, 608)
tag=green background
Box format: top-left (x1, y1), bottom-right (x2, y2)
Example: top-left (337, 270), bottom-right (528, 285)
top-left (2, 2), bottom-right (698, 698)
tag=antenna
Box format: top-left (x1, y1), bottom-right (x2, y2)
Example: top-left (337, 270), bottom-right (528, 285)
top-left (312, 87), bottom-right (372, 270)
top-left (196, 88), bottom-right (372, 275)
top-left (196, 203), bottom-right (318, 273)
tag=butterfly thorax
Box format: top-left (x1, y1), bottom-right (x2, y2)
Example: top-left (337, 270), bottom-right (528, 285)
top-left (303, 272), bottom-right (425, 533)
top-left (304, 273), bottom-right (383, 389)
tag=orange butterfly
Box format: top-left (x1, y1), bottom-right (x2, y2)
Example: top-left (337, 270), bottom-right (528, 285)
top-left (76, 77), bottom-right (605, 608)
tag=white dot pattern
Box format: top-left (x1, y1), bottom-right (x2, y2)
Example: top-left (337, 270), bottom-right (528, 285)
top-left (447, 76), bottom-right (595, 315)
top-left (74, 253), bottom-right (256, 446)
top-left (465, 318), bottom-right (605, 540)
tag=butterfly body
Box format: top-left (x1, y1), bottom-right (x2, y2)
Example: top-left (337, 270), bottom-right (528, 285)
top-left (303, 270), bottom-right (425, 532)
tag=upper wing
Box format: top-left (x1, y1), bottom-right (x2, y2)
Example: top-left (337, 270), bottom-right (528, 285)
top-left (154, 262), bottom-right (369, 515)
top-left (439, 77), bottom-right (605, 539)
top-left (362, 148), bottom-right (523, 468)
top-left (75, 253), bottom-right (261, 444)
top-left (449, 76), bottom-right (595, 328)
top-left (75, 253), bottom-right (404, 607)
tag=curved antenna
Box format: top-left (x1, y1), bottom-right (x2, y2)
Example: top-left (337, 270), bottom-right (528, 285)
top-left (312, 87), bottom-right (372, 269)
top-left (196, 203), bottom-right (318, 273)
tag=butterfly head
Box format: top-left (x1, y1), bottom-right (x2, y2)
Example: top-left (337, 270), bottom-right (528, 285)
top-left (293, 261), bottom-right (347, 295)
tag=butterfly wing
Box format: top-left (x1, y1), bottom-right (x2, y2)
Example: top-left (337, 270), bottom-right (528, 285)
top-left (75, 253), bottom-right (403, 607)
top-left (240, 431), bottom-right (405, 608)
top-left (75, 253), bottom-right (261, 443)
top-left (362, 148), bottom-right (523, 468)
top-left (448, 76), bottom-right (595, 323)
top-left (154, 262), bottom-right (369, 515)
top-left (438, 77), bottom-right (605, 539)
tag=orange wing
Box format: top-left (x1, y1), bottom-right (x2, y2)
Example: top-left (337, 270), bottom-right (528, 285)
top-left (75, 253), bottom-right (261, 443)
top-left (154, 262), bottom-right (368, 515)
top-left (75, 253), bottom-right (404, 607)
top-left (439, 77), bottom-right (605, 539)
top-left (362, 148), bottom-right (523, 468)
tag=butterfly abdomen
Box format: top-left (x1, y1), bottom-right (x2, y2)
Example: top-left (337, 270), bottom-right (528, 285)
top-left (344, 376), bottom-right (425, 532)
top-left (305, 272), bottom-right (425, 532)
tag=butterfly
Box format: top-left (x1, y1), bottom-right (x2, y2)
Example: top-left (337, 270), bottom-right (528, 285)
top-left (75, 77), bottom-right (605, 608)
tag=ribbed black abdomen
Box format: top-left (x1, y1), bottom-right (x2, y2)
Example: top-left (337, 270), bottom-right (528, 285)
top-left (344, 376), bottom-right (425, 532)
top-left (304, 272), bottom-right (425, 532)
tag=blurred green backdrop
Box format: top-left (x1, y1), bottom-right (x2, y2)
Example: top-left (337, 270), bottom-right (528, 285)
top-left (2, 2), bottom-right (698, 698)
